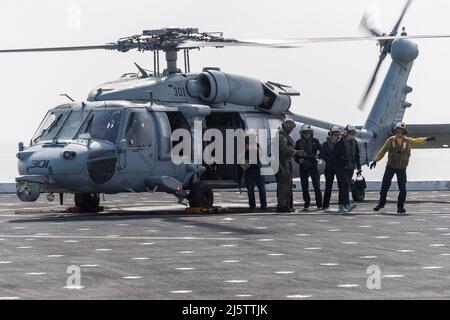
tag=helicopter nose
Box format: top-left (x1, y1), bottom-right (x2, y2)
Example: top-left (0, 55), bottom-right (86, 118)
top-left (17, 143), bottom-right (91, 187)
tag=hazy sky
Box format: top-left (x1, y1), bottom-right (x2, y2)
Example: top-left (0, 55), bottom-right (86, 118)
top-left (1, 0), bottom-right (450, 182)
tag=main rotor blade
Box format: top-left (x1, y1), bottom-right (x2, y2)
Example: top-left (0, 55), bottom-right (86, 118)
top-left (0, 44), bottom-right (117, 53)
top-left (358, 52), bottom-right (387, 111)
top-left (287, 34), bottom-right (450, 44)
top-left (390, 0), bottom-right (413, 36)
top-left (178, 34), bottom-right (450, 49)
top-left (2, 33), bottom-right (450, 54)
top-left (177, 40), bottom-right (302, 49)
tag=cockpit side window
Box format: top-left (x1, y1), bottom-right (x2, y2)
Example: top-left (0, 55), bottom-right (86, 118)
top-left (124, 112), bottom-right (153, 148)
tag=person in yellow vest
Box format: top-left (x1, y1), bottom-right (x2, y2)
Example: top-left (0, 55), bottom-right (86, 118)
top-left (369, 122), bottom-right (435, 213)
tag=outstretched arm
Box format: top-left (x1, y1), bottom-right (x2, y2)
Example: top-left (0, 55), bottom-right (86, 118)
top-left (409, 137), bottom-right (430, 146)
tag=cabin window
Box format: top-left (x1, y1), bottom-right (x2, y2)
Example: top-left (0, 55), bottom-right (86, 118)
top-left (124, 112), bottom-right (153, 148)
top-left (155, 112), bottom-right (172, 159)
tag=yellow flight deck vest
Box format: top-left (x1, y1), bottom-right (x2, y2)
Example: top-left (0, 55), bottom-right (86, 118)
top-left (387, 136), bottom-right (411, 170)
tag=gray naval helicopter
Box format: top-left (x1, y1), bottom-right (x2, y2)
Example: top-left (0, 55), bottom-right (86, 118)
top-left (4, 0), bottom-right (450, 210)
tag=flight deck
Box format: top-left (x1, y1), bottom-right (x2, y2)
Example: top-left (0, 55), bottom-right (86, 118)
top-left (0, 191), bottom-right (449, 300)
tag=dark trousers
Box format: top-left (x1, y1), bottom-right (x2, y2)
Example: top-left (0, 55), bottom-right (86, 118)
top-left (299, 165), bottom-right (323, 208)
top-left (276, 162), bottom-right (293, 209)
top-left (335, 168), bottom-right (354, 206)
top-left (323, 168), bottom-right (335, 208)
top-left (378, 166), bottom-right (407, 209)
top-left (245, 168), bottom-right (267, 209)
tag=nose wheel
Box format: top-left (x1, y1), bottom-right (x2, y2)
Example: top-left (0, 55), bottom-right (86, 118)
top-left (188, 182), bottom-right (214, 208)
top-left (74, 193), bottom-right (100, 210)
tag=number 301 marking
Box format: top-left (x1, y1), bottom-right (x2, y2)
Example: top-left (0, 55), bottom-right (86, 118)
top-left (173, 87), bottom-right (186, 97)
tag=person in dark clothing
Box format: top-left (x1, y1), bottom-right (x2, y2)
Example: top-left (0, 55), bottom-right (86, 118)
top-left (320, 126), bottom-right (341, 210)
top-left (294, 124), bottom-right (323, 211)
top-left (241, 134), bottom-right (267, 211)
top-left (276, 119), bottom-right (299, 213)
top-left (333, 125), bottom-right (362, 214)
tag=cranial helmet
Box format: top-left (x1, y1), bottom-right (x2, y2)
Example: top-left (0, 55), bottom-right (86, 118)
top-left (282, 119), bottom-right (296, 132)
top-left (393, 122), bottom-right (408, 134)
top-left (344, 125), bottom-right (356, 135)
top-left (329, 125), bottom-right (341, 136)
top-left (301, 124), bottom-right (313, 133)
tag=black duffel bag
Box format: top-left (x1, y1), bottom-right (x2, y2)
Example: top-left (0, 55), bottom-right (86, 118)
top-left (351, 173), bottom-right (367, 202)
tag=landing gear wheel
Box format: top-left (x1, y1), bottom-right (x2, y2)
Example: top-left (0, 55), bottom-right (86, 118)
top-left (188, 182), bottom-right (214, 208)
top-left (74, 193), bottom-right (100, 210)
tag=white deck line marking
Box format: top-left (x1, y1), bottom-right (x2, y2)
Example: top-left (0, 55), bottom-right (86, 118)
top-left (123, 276), bottom-right (143, 279)
top-left (64, 286), bottom-right (85, 290)
top-left (0, 297), bottom-right (20, 300)
top-left (337, 284), bottom-right (360, 288)
top-left (95, 248), bottom-right (112, 252)
top-left (171, 290), bottom-right (192, 294)
top-left (341, 242), bottom-right (358, 244)
top-left (132, 257), bottom-right (150, 260)
top-left (175, 267), bottom-right (195, 271)
top-left (64, 240), bottom-right (79, 243)
top-left (257, 239), bottom-right (274, 242)
top-left (286, 295), bottom-right (312, 299)
top-left (236, 294), bottom-right (253, 297)
top-left (396, 249), bottom-right (414, 253)
top-left (0, 234), bottom-right (242, 241)
top-left (422, 266), bottom-right (443, 269)
top-left (275, 271), bottom-right (294, 274)
top-left (0, 261), bottom-right (12, 264)
top-left (26, 272), bottom-right (46, 275)
top-left (177, 251), bottom-right (194, 254)
top-left (375, 236), bottom-right (390, 239)
top-left (430, 244), bottom-right (445, 247)
top-left (304, 247), bottom-right (322, 250)
top-left (48, 255), bottom-right (64, 258)
top-left (440, 253), bottom-right (450, 256)
top-left (223, 260), bottom-right (240, 263)
top-left (81, 265), bottom-right (99, 268)
top-left (17, 246), bottom-right (33, 249)
top-left (225, 280), bottom-right (248, 283)
top-left (220, 244), bottom-right (237, 247)
top-left (360, 256), bottom-right (377, 259)
top-left (320, 263), bottom-right (340, 266)
top-left (296, 234), bottom-right (310, 237)
top-left (267, 253), bottom-right (284, 256)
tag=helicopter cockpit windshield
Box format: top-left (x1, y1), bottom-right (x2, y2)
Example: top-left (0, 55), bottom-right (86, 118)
top-left (32, 110), bottom-right (70, 144)
top-left (77, 109), bottom-right (123, 144)
top-left (31, 108), bottom-right (123, 145)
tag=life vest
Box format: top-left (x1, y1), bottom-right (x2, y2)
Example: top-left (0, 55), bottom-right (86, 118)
top-left (343, 138), bottom-right (356, 170)
top-left (387, 136), bottom-right (411, 169)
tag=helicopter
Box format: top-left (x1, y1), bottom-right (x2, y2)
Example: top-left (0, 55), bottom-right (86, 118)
top-left (4, 0), bottom-right (450, 210)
